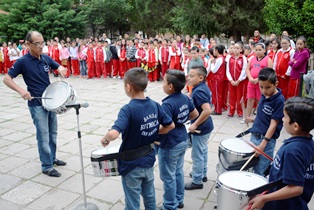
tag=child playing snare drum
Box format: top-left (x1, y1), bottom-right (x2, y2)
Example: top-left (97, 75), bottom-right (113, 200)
top-left (100, 68), bottom-right (174, 210)
top-left (249, 97), bottom-right (314, 210)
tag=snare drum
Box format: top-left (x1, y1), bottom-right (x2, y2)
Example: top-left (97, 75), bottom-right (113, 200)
top-left (217, 171), bottom-right (268, 210)
top-left (217, 138), bottom-right (255, 174)
top-left (91, 146), bottom-right (120, 177)
top-left (42, 81), bottom-right (76, 114)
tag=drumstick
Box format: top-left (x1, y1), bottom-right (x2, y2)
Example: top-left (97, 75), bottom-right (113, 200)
top-left (31, 97), bottom-right (52, 99)
top-left (243, 139), bottom-right (273, 161)
top-left (246, 191), bottom-right (268, 210)
top-left (239, 154), bottom-right (255, 171)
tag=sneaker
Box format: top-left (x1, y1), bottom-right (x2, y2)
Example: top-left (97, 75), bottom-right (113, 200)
top-left (43, 168), bottom-right (61, 177)
top-left (178, 203), bottom-right (184, 209)
top-left (184, 182), bottom-right (203, 190)
top-left (211, 111), bottom-right (222, 115)
top-left (189, 172), bottom-right (208, 182)
top-left (53, 159), bottom-right (67, 166)
top-left (227, 114), bottom-right (234, 118)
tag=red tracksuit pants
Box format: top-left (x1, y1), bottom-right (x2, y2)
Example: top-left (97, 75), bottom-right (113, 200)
top-left (228, 81), bottom-right (245, 116)
top-left (211, 80), bottom-right (223, 114)
top-left (287, 78), bottom-right (300, 98)
top-left (87, 61), bottom-right (95, 78)
top-left (278, 76), bottom-right (290, 99)
top-left (95, 62), bottom-right (105, 78)
top-left (71, 59), bottom-right (80, 76)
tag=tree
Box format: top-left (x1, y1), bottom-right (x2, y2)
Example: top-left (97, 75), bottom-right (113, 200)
top-left (83, 0), bottom-right (133, 38)
top-left (263, 0), bottom-right (314, 49)
top-left (0, 0), bottom-right (87, 42)
top-left (171, 0), bottom-right (266, 41)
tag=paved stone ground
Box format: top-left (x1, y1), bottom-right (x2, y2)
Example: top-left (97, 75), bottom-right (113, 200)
top-left (0, 74), bottom-right (313, 210)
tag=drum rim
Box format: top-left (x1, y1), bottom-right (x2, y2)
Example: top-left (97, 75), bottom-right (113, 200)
top-left (217, 171), bottom-right (268, 194)
top-left (218, 144), bottom-right (254, 156)
top-left (42, 81), bottom-right (73, 110)
top-left (219, 138), bottom-right (254, 154)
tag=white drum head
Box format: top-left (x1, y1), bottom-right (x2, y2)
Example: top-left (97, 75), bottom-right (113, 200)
top-left (42, 81), bottom-right (70, 109)
top-left (221, 138), bottom-right (253, 153)
top-left (92, 146), bottom-right (120, 156)
top-left (218, 171), bottom-right (267, 191)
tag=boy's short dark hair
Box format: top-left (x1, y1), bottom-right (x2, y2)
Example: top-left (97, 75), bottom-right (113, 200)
top-left (165, 69), bottom-right (186, 92)
top-left (191, 66), bottom-right (207, 82)
top-left (284, 97), bottom-right (314, 132)
top-left (124, 68), bottom-right (148, 92)
top-left (215, 44), bottom-right (225, 55)
top-left (258, 68), bottom-right (277, 84)
top-left (190, 46), bottom-right (199, 53)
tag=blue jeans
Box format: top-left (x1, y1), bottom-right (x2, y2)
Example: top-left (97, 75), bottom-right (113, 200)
top-left (29, 106), bottom-right (58, 172)
top-left (122, 167), bottom-right (156, 210)
top-left (158, 141), bottom-right (187, 209)
top-left (79, 60), bottom-right (87, 76)
top-left (250, 134), bottom-right (276, 176)
top-left (191, 133), bottom-right (211, 184)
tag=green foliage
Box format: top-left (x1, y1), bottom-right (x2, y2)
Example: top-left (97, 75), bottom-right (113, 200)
top-left (83, 0), bottom-right (133, 37)
top-left (0, 0), bottom-right (87, 42)
top-left (263, 0), bottom-right (314, 50)
top-left (171, 0), bottom-right (266, 40)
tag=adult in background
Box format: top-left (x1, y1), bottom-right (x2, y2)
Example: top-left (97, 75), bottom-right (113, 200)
top-left (3, 31), bottom-right (68, 177)
top-left (253, 30), bottom-right (265, 43)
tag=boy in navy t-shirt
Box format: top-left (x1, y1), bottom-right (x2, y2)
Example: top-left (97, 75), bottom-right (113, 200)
top-left (249, 67), bottom-right (285, 176)
top-left (158, 69), bottom-right (199, 209)
top-left (184, 66), bottom-right (214, 190)
top-left (249, 97), bottom-right (314, 210)
top-left (100, 68), bottom-right (174, 210)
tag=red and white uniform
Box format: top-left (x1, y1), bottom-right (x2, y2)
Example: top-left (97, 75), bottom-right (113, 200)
top-left (135, 48), bottom-right (147, 67)
top-left (208, 55), bottom-right (226, 114)
top-left (159, 46), bottom-right (170, 77)
top-left (267, 50), bottom-right (276, 61)
top-left (226, 54), bottom-right (247, 116)
top-left (169, 46), bottom-right (181, 70)
top-left (273, 47), bottom-right (295, 98)
top-left (0, 47), bottom-right (4, 74)
top-left (94, 47), bottom-right (106, 78)
top-left (118, 45), bottom-right (127, 78)
top-left (50, 45), bottom-right (61, 76)
top-left (82, 47), bottom-right (95, 78)
top-left (147, 48), bottom-right (158, 82)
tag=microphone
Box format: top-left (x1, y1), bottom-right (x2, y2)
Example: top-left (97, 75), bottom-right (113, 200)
top-left (66, 101), bottom-right (89, 109)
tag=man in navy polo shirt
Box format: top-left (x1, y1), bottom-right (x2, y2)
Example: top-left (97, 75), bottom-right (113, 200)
top-left (3, 31), bottom-right (68, 177)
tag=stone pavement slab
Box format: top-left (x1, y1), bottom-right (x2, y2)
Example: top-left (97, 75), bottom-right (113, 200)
top-left (0, 74), bottom-right (313, 210)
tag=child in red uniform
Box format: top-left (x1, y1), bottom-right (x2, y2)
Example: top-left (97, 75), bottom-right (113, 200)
top-left (169, 40), bottom-right (181, 70)
top-left (135, 42), bottom-right (147, 67)
top-left (83, 43), bottom-right (95, 79)
top-left (159, 39), bottom-right (170, 78)
top-left (147, 42), bottom-right (158, 82)
top-left (226, 43), bottom-right (247, 117)
top-left (287, 36), bottom-right (311, 98)
top-left (94, 41), bottom-right (106, 78)
top-left (273, 36), bottom-right (295, 99)
top-left (0, 44), bottom-right (4, 74)
top-left (208, 44), bottom-right (226, 115)
top-left (245, 43), bottom-right (273, 123)
top-left (118, 39), bottom-right (127, 78)
top-left (268, 38), bottom-right (280, 61)
top-left (50, 40), bottom-right (61, 76)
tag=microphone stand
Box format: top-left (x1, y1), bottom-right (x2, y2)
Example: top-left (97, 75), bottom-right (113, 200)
top-left (73, 106), bottom-right (99, 210)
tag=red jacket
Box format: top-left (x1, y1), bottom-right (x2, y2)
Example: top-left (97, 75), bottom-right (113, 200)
top-left (227, 54), bottom-right (247, 81)
top-left (86, 48), bottom-right (94, 63)
top-left (95, 47), bottom-right (104, 62)
top-left (51, 46), bottom-right (60, 61)
top-left (274, 47), bottom-right (294, 77)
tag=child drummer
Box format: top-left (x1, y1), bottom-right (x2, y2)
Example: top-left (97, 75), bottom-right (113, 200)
top-left (100, 67), bottom-right (174, 209)
top-left (249, 68), bottom-right (285, 176)
top-left (249, 97), bottom-right (314, 210)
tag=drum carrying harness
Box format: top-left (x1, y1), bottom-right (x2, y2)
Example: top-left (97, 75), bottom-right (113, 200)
top-left (90, 143), bottom-right (154, 162)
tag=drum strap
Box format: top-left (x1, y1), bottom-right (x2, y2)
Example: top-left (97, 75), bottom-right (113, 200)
top-left (235, 129), bottom-right (251, 138)
top-left (91, 143), bottom-right (154, 162)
